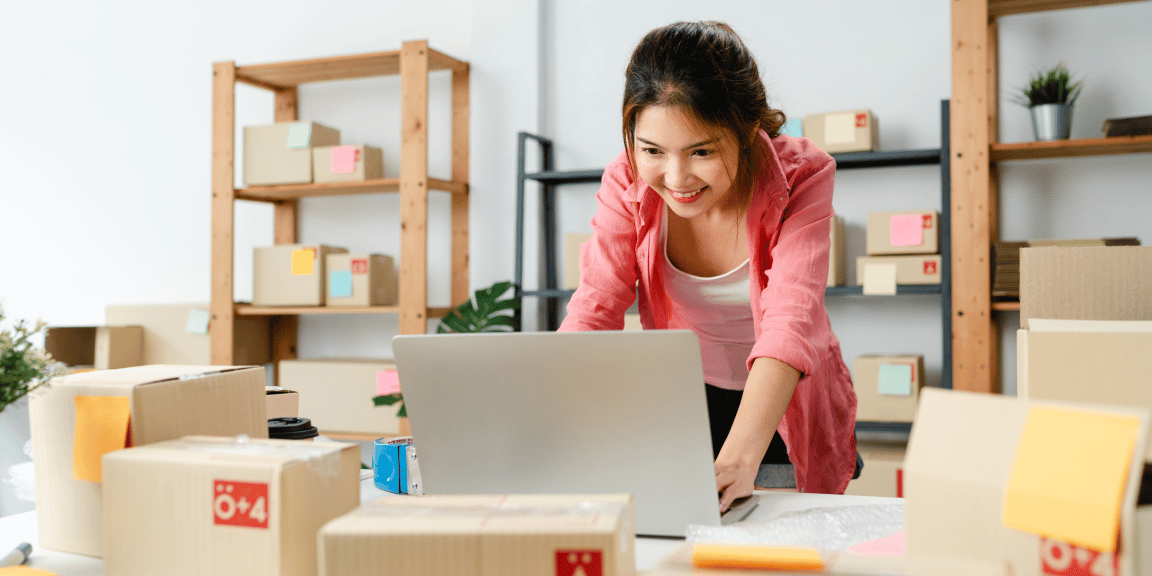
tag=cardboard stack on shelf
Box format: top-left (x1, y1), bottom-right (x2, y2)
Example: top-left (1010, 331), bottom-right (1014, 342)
top-left (857, 210), bottom-right (941, 293)
top-left (252, 245), bottom-right (398, 308)
top-left (803, 109), bottom-right (879, 154)
top-left (992, 237), bottom-right (1139, 301)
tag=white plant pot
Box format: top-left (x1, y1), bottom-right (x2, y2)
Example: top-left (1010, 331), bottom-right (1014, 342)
top-left (1030, 103), bottom-right (1073, 141)
top-left (0, 397), bottom-right (36, 516)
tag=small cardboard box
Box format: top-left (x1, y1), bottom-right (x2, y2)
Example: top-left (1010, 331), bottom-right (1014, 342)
top-left (1020, 246), bottom-right (1152, 329)
top-left (853, 355), bottom-right (924, 423)
top-left (243, 121), bottom-right (340, 186)
top-left (904, 388), bottom-right (1152, 576)
top-left (318, 494), bottom-right (635, 576)
top-left (106, 303), bottom-right (271, 366)
top-left (324, 253), bottom-right (397, 307)
top-left (803, 109), bottom-right (878, 154)
top-left (103, 436), bottom-right (360, 576)
top-left (266, 386), bottom-right (300, 419)
top-left (28, 365), bottom-right (269, 557)
top-left (828, 215), bottom-right (846, 287)
top-left (311, 145), bottom-right (384, 183)
top-left (253, 244), bottom-right (349, 307)
top-left (844, 440), bottom-right (905, 498)
top-left (278, 358), bottom-right (403, 437)
top-left (856, 255), bottom-right (942, 285)
top-left (865, 210), bottom-right (939, 256)
top-left (44, 326), bottom-right (143, 370)
top-left (565, 232), bottom-right (593, 290)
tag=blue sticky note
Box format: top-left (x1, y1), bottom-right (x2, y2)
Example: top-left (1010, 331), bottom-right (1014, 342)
top-left (780, 118), bottom-right (803, 138)
top-left (285, 123), bottom-right (312, 148)
top-left (329, 270), bottom-right (353, 298)
top-left (878, 363), bottom-right (913, 396)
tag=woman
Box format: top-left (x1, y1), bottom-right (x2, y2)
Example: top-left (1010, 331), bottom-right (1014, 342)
top-left (557, 21), bottom-right (858, 509)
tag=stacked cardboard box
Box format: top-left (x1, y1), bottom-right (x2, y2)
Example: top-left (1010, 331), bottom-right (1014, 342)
top-left (253, 244), bottom-right (349, 307)
top-left (993, 238), bottom-right (1139, 301)
top-left (857, 210), bottom-right (941, 292)
top-left (802, 109), bottom-right (879, 154)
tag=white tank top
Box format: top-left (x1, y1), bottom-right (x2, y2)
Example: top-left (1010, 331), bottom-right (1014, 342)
top-left (660, 212), bottom-right (756, 390)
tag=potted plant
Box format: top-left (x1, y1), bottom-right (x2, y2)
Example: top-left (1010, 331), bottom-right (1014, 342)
top-left (372, 281), bottom-right (520, 423)
top-left (1012, 62), bottom-right (1083, 141)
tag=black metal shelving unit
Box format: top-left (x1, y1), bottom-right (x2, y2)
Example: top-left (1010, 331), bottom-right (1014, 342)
top-left (515, 101), bottom-right (953, 437)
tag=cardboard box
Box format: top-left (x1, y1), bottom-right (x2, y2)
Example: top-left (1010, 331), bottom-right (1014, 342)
top-left (904, 388), bottom-right (1152, 576)
top-left (856, 255), bottom-right (942, 285)
top-left (278, 358), bottom-right (403, 437)
top-left (243, 121), bottom-right (340, 186)
top-left (44, 326), bottom-right (143, 370)
top-left (865, 210), bottom-right (939, 256)
top-left (318, 494), bottom-right (635, 576)
top-left (254, 244), bottom-right (349, 307)
top-left (853, 355), bottom-right (925, 423)
top-left (266, 386), bottom-right (300, 419)
top-left (1018, 319), bottom-right (1152, 458)
top-left (28, 365), bottom-right (269, 556)
top-left (565, 232), bottom-right (593, 290)
top-left (803, 109), bottom-right (878, 154)
top-left (103, 436), bottom-right (360, 576)
top-left (324, 253), bottom-right (397, 307)
top-left (1020, 246), bottom-right (1152, 329)
top-left (843, 441), bottom-right (905, 498)
top-left (105, 303), bottom-right (271, 366)
top-left (311, 145), bottom-right (384, 183)
top-left (828, 215), bottom-right (846, 287)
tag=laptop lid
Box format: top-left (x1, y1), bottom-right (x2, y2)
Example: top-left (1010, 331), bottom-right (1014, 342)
top-left (391, 329), bottom-right (724, 537)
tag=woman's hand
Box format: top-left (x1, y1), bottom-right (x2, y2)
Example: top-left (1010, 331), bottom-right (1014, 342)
top-left (715, 452), bottom-right (758, 513)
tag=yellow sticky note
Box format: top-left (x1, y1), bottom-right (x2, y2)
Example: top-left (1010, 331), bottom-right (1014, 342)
top-left (862, 263), bottom-right (897, 295)
top-left (291, 248), bottom-right (314, 275)
top-left (73, 395), bottom-right (131, 482)
top-left (0, 567), bottom-right (60, 576)
top-left (1003, 406), bottom-right (1140, 552)
top-left (692, 543), bottom-right (823, 571)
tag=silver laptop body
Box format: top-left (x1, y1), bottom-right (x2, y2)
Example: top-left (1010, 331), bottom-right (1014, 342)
top-left (391, 329), bottom-right (732, 537)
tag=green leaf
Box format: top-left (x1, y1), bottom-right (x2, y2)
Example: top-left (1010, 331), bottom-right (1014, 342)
top-left (435, 281), bottom-right (520, 334)
top-left (373, 393), bottom-right (403, 407)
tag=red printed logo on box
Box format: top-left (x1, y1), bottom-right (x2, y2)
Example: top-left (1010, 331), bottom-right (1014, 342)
top-left (922, 214), bottom-right (932, 228)
top-left (555, 550), bottom-right (602, 576)
top-left (923, 260), bottom-right (938, 275)
top-left (855, 113), bottom-right (867, 128)
top-left (213, 480), bottom-right (269, 529)
top-left (351, 258), bottom-right (369, 274)
top-left (1041, 538), bottom-right (1118, 576)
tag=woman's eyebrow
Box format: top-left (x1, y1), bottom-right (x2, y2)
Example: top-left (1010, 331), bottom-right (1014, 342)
top-left (635, 136), bottom-right (720, 151)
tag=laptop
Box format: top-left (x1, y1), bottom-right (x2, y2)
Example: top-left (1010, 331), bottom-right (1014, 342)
top-left (391, 329), bottom-right (758, 538)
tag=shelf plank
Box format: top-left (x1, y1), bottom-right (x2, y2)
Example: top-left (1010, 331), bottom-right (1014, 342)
top-left (831, 149), bottom-right (943, 169)
top-left (991, 134), bottom-right (1152, 160)
top-left (989, 0), bottom-right (1145, 17)
top-left (234, 49), bottom-right (465, 88)
top-left (523, 169), bottom-right (604, 185)
top-left (993, 300), bottom-right (1022, 311)
top-left (826, 285), bottom-right (944, 296)
top-left (235, 178), bottom-right (466, 202)
top-left (236, 304), bottom-right (452, 318)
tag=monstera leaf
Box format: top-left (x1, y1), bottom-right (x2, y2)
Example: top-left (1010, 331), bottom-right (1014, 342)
top-left (436, 281), bottom-right (520, 334)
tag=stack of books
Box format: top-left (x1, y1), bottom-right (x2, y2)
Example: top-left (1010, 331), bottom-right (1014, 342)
top-left (1102, 115), bottom-right (1152, 137)
top-left (992, 237), bottom-right (1141, 301)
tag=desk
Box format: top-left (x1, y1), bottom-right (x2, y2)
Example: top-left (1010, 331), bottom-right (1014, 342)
top-left (0, 474), bottom-right (901, 574)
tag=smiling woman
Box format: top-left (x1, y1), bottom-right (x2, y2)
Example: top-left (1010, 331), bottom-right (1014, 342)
top-left (557, 21), bottom-right (859, 508)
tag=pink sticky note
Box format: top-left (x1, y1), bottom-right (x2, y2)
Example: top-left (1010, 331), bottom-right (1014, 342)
top-left (889, 214), bottom-right (923, 247)
top-left (376, 369), bottom-right (401, 396)
top-left (846, 530), bottom-right (906, 557)
top-left (331, 146), bottom-right (358, 174)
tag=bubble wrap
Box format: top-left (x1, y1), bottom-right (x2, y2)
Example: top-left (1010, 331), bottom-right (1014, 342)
top-left (686, 504), bottom-right (904, 552)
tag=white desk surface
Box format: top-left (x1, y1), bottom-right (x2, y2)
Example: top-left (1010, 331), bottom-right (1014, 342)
top-left (0, 472), bottom-right (901, 574)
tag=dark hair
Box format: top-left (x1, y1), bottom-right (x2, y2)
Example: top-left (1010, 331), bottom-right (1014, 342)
top-left (622, 21), bottom-right (786, 196)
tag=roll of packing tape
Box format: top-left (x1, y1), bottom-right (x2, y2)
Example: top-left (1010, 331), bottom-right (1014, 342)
top-left (373, 436), bottom-right (422, 495)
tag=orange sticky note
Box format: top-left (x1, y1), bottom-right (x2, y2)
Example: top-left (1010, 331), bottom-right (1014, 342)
top-left (73, 395), bottom-right (131, 482)
top-left (291, 248), bottom-right (315, 275)
top-left (1003, 406), bottom-right (1140, 552)
top-left (692, 543), bottom-right (823, 571)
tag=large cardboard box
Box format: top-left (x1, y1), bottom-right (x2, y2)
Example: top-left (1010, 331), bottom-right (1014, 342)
top-left (103, 436), bottom-right (360, 576)
top-left (853, 355), bottom-right (924, 423)
top-left (254, 244), bottom-right (349, 307)
top-left (803, 109), bottom-right (879, 154)
top-left (318, 493), bottom-right (635, 576)
top-left (1018, 319), bottom-right (1152, 458)
top-left (865, 210), bottom-right (939, 256)
top-left (278, 358), bottom-right (403, 436)
top-left (105, 303), bottom-right (271, 366)
top-left (243, 121), bottom-right (341, 186)
top-left (28, 365), bottom-right (269, 557)
top-left (843, 440), bottom-right (905, 498)
top-left (1020, 246), bottom-right (1152, 329)
top-left (856, 255), bottom-right (942, 285)
top-left (44, 326), bottom-right (143, 370)
top-left (324, 253), bottom-right (397, 307)
top-left (904, 388), bottom-right (1152, 576)
top-left (828, 215), bottom-right (846, 287)
top-left (311, 145), bottom-right (384, 183)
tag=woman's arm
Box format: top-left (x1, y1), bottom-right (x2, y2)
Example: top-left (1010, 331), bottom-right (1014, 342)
top-left (715, 356), bottom-right (800, 511)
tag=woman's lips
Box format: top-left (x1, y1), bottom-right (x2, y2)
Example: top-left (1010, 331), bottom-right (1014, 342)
top-left (667, 186), bottom-right (705, 203)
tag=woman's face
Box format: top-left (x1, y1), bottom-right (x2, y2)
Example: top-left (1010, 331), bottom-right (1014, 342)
top-left (633, 105), bottom-right (742, 220)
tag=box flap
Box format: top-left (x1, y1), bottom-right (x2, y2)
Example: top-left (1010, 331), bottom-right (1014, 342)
top-left (55, 365), bottom-right (256, 389)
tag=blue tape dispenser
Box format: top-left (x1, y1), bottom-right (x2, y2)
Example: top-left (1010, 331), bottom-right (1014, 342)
top-left (372, 436), bottom-right (422, 495)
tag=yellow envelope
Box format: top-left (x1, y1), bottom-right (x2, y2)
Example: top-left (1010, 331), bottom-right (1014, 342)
top-left (73, 395), bottom-right (131, 482)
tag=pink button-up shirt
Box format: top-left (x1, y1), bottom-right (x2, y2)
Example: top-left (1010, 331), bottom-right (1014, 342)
top-left (558, 132), bottom-right (858, 494)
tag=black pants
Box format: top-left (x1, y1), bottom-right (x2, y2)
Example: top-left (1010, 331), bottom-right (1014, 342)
top-left (705, 383), bottom-right (791, 464)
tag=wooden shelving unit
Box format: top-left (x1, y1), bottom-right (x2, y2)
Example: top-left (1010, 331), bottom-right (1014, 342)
top-left (950, 0), bottom-right (1150, 393)
top-left (210, 41), bottom-right (470, 368)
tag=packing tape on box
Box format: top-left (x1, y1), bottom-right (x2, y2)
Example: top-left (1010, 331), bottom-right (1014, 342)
top-left (373, 436), bottom-right (422, 495)
top-left (168, 435), bottom-right (345, 478)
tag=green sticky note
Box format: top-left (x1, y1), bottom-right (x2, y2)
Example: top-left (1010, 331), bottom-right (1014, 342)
top-left (877, 363), bottom-right (912, 396)
top-left (285, 123), bottom-right (312, 148)
top-left (329, 270), bottom-right (353, 298)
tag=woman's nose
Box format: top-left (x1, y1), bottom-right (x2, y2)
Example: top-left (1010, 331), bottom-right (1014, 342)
top-left (664, 157), bottom-right (691, 187)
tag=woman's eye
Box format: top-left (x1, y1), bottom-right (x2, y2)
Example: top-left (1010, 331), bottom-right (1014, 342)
top-left (641, 147), bottom-right (662, 156)
top-left (692, 149), bottom-right (713, 157)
